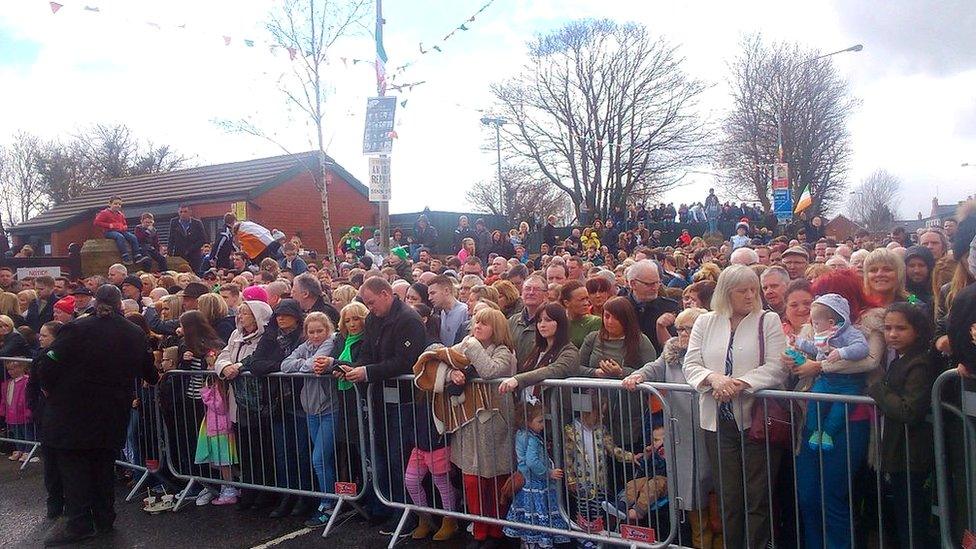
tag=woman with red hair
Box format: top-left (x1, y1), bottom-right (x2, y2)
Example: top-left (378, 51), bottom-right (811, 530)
top-left (789, 267), bottom-right (885, 549)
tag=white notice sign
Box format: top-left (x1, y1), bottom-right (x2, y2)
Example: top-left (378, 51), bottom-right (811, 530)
top-left (369, 156), bottom-right (391, 202)
top-left (16, 266), bottom-right (61, 280)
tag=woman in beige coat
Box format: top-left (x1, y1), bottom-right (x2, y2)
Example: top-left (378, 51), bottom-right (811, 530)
top-left (682, 265), bottom-right (788, 549)
top-left (448, 308), bottom-right (517, 544)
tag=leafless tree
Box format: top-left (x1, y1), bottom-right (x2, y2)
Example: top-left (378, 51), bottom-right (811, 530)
top-left (466, 166), bottom-right (570, 224)
top-left (2, 132), bottom-right (49, 224)
top-left (35, 124), bottom-right (190, 205)
top-left (491, 19), bottom-right (708, 220)
top-left (716, 34), bottom-right (858, 216)
top-left (849, 169), bottom-right (902, 232)
top-left (216, 0), bottom-right (369, 265)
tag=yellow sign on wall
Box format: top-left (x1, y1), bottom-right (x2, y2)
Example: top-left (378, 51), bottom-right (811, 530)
top-left (232, 201), bottom-right (248, 220)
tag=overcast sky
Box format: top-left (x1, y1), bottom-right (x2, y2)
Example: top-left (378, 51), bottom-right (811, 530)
top-left (1, 0), bottom-right (974, 221)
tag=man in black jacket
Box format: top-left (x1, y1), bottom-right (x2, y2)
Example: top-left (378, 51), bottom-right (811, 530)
top-left (36, 285), bottom-right (156, 546)
top-left (292, 273), bottom-right (340, 326)
top-left (337, 276), bottom-right (425, 527)
top-left (210, 212), bottom-right (238, 270)
top-left (167, 204), bottom-right (208, 273)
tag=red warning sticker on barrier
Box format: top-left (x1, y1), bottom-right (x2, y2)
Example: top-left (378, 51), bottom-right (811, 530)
top-left (334, 482), bottom-right (357, 496)
top-left (962, 529), bottom-right (976, 549)
top-left (620, 524), bottom-right (656, 543)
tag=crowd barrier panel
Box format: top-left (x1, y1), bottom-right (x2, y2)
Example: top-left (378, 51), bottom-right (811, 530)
top-left (932, 369), bottom-right (976, 549)
top-left (0, 356), bottom-right (41, 471)
top-left (156, 370), bottom-right (370, 537)
top-left (647, 381), bottom-right (947, 549)
top-left (366, 374), bottom-right (679, 549)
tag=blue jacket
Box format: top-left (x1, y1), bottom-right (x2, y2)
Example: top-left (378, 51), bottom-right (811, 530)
top-left (795, 293), bottom-right (869, 362)
top-left (515, 429), bottom-right (550, 482)
top-left (278, 256), bottom-right (308, 275)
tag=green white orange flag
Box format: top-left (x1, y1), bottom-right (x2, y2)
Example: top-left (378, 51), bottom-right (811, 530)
top-left (793, 184), bottom-right (812, 214)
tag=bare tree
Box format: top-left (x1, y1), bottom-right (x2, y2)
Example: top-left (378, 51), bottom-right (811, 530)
top-left (35, 124), bottom-right (190, 205)
top-left (849, 169), bottom-right (902, 232)
top-left (466, 166), bottom-right (570, 224)
top-left (717, 34), bottom-right (857, 215)
top-left (491, 19), bottom-right (708, 220)
top-left (3, 132), bottom-right (49, 224)
top-left (223, 0), bottom-right (370, 265)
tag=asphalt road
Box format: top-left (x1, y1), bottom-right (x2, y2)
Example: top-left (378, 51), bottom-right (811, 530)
top-left (0, 457), bottom-right (476, 549)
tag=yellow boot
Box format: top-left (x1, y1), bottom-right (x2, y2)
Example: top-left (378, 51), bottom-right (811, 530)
top-left (411, 513), bottom-right (435, 540)
top-left (432, 516), bottom-right (459, 541)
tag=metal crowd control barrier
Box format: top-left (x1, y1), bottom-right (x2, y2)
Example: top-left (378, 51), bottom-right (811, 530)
top-left (116, 381), bottom-right (162, 502)
top-left (932, 369), bottom-right (976, 549)
top-left (366, 374), bottom-right (678, 549)
top-left (156, 370), bottom-right (370, 538)
top-left (0, 356), bottom-right (41, 471)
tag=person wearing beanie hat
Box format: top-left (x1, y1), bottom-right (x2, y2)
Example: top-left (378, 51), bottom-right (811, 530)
top-left (241, 285), bottom-right (269, 303)
top-left (182, 282), bottom-right (210, 310)
top-left (730, 222), bottom-right (751, 250)
top-left (388, 246), bottom-right (413, 283)
top-left (903, 245), bottom-right (935, 305)
top-left (340, 226), bottom-right (365, 260)
top-left (71, 286), bottom-right (95, 316)
top-left (35, 282), bottom-right (156, 546)
top-left (53, 295), bottom-right (76, 323)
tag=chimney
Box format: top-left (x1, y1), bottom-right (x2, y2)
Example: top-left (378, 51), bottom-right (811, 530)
top-left (931, 196), bottom-right (939, 217)
top-left (917, 212), bottom-right (923, 220)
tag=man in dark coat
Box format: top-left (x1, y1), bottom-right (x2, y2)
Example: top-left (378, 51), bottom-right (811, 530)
top-left (167, 204), bottom-right (208, 273)
top-left (36, 285), bottom-right (156, 546)
top-left (336, 276), bottom-right (425, 527)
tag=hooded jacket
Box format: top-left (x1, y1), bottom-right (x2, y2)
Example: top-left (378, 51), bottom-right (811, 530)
top-left (795, 293), bottom-right (869, 363)
top-left (904, 245), bottom-right (935, 304)
top-left (948, 283), bottom-right (976, 370)
top-left (214, 300), bottom-right (273, 422)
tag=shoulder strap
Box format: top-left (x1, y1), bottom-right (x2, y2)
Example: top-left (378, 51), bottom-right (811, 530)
top-left (757, 311), bottom-right (769, 364)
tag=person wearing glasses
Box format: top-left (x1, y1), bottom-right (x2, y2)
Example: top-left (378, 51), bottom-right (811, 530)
top-left (507, 275), bottom-right (548, 366)
top-left (624, 260), bottom-right (681, 355)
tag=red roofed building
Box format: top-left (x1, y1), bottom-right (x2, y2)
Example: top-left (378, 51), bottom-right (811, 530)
top-left (8, 152), bottom-right (376, 257)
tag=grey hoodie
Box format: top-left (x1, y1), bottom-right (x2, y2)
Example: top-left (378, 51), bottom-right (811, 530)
top-left (280, 334), bottom-right (337, 415)
top-left (795, 293), bottom-right (869, 362)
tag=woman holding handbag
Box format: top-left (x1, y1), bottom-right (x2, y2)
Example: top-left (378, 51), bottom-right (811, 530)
top-left (682, 265), bottom-right (788, 549)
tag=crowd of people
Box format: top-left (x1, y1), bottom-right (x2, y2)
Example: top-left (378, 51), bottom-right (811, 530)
top-left (1, 194), bottom-right (975, 549)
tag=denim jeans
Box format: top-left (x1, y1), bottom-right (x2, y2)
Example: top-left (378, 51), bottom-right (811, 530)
top-left (10, 423), bottom-right (36, 452)
top-left (307, 411), bottom-right (338, 508)
top-left (123, 408), bottom-right (140, 465)
top-left (271, 411), bottom-right (313, 491)
top-left (104, 230), bottom-right (140, 261)
top-left (805, 374), bottom-right (865, 439)
top-left (796, 419), bottom-right (869, 549)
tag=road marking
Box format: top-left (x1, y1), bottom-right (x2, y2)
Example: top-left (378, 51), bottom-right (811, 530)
top-left (250, 527), bottom-right (313, 548)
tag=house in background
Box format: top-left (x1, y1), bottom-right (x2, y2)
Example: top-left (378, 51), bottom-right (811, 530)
top-left (7, 152), bottom-right (377, 257)
top-left (824, 214), bottom-right (863, 241)
top-left (895, 196), bottom-right (972, 234)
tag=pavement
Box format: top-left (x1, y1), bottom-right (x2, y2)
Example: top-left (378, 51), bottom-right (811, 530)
top-left (0, 456), bottom-right (476, 549)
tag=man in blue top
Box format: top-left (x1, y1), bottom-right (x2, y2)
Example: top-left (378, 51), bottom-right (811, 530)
top-left (427, 275), bottom-right (469, 345)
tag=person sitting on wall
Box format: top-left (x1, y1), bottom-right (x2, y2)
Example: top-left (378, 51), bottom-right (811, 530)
top-left (133, 213), bottom-right (168, 272)
top-left (93, 196), bottom-right (143, 266)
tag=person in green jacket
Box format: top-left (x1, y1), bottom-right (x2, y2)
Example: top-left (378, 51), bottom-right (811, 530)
top-left (867, 302), bottom-right (938, 549)
top-left (560, 280), bottom-right (602, 348)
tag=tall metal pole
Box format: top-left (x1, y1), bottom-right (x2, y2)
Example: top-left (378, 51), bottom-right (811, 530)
top-left (376, 0), bottom-right (390, 254)
top-left (495, 123), bottom-right (503, 216)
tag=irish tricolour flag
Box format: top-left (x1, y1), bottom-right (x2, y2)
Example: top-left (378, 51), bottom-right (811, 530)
top-left (793, 184), bottom-right (812, 214)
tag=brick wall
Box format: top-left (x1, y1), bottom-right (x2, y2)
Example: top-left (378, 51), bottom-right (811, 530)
top-left (251, 170), bottom-right (376, 255)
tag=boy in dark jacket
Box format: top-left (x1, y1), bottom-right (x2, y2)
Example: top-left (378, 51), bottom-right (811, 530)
top-left (133, 213), bottom-right (167, 271)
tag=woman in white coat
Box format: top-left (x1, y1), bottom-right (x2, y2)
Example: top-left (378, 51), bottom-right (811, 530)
top-left (682, 265), bottom-right (788, 549)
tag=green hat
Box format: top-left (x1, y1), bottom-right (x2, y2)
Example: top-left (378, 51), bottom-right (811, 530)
top-left (391, 246), bottom-right (409, 261)
top-left (348, 226), bottom-right (362, 235)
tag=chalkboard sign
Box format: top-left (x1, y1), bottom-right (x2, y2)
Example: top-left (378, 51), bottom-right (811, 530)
top-left (362, 96), bottom-right (397, 155)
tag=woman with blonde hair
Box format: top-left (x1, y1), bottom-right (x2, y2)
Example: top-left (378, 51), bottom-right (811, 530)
top-left (862, 248), bottom-right (909, 306)
top-left (17, 290), bottom-right (37, 319)
top-left (457, 237), bottom-right (477, 262)
top-left (682, 265), bottom-right (787, 549)
top-left (467, 284), bottom-right (500, 316)
top-left (0, 292), bottom-right (26, 328)
top-left (197, 293), bottom-right (235, 342)
top-left (445, 307), bottom-right (517, 543)
top-left (491, 279), bottom-right (521, 317)
top-left (330, 284), bottom-right (357, 311)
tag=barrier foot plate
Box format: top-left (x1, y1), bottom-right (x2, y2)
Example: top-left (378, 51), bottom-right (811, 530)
top-left (173, 478), bottom-right (196, 512)
top-left (322, 499), bottom-right (344, 538)
top-left (386, 509), bottom-right (411, 549)
top-left (125, 468), bottom-right (151, 502)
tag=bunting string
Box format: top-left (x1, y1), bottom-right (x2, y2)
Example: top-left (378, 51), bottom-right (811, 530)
top-left (389, 0), bottom-right (496, 82)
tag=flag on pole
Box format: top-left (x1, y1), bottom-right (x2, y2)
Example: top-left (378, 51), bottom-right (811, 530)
top-left (793, 184), bottom-right (812, 214)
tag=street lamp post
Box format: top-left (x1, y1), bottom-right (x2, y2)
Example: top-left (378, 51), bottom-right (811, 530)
top-left (481, 116), bottom-right (507, 216)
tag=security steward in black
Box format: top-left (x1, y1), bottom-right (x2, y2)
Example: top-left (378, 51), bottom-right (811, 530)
top-left (36, 284), bottom-right (157, 546)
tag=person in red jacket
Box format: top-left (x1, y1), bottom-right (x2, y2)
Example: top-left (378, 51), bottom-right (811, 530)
top-left (93, 196), bottom-right (143, 265)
